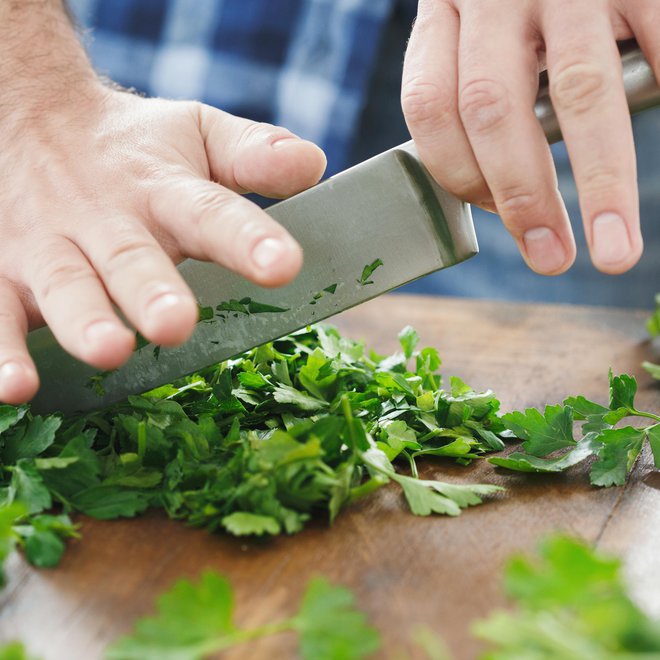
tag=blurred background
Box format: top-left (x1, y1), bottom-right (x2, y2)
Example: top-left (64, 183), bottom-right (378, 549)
top-left (70, 0), bottom-right (659, 308)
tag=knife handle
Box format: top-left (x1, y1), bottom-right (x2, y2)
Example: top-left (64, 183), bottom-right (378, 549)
top-left (535, 39), bottom-right (660, 144)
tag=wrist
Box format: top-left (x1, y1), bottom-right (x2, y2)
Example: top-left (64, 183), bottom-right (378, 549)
top-left (0, 0), bottom-right (102, 123)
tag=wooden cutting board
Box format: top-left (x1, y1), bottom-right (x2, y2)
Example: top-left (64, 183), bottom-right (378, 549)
top-left (1, 294), bottom-right (659, 659)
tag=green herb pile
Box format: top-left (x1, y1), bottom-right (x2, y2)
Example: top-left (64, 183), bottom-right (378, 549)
top-left (1, 313), bottom-right (659, 583)
top-left (0, 325), bottom-right (506, 579)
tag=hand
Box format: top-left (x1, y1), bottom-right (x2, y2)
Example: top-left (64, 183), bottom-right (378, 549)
top-left (402, 0), bottom-right (649, 277)
top-left (0, 86), bottom-right (325, 405)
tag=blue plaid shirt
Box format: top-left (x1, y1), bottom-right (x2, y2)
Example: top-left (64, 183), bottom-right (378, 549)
top-left (70, 0), bottom-right (413, 176)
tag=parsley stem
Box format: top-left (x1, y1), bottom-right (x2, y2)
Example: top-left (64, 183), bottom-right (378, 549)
top-left (341, 395), bottom-right (358, 449)
top-left (196, 620), bottom-right (294, 656)
top-left (405, 452), bottom-right (419, 479)
top-left (633, 410), bottom-right (660, 424)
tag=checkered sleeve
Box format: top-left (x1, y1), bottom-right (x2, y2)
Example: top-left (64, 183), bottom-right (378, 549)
top-left (69, 0), bottom-right (396, 175)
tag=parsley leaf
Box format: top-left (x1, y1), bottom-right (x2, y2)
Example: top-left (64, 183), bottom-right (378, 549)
top-left (501, 405), bottom-right (575, 456)
top-left (648, 425), bottom-right (660, 468)
top-left (221, 512), bottom-right (281, 536)
top-left (7, 460), bottom-right (52, 514)
top-left (398, 325), bottom-right (419, 360)
top-left (1, 416), bottom-right (61, 464)
top-left (0, 405), bottom-right (26, 435)
top-left (361, 444), bottom-right (502, 516)
top-left (489, 436), bottom-right (595, 474)
top-left (589, 427), bottom-right (646, 487)
top-left (608, 370), bottom-right (638, 413)
top-left (107, 571), bottom-right (236, 660)
top-left (71, 487), bottom-right (152, 520)
top-left (294, 578), bottom-right (380, 660)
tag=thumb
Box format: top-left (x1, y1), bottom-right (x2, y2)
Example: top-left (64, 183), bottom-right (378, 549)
top-left (198, 104), bottom-right (327, 199)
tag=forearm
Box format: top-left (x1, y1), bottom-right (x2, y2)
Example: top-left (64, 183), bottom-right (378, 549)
top-left (0, 0), bottom-right (99, 123)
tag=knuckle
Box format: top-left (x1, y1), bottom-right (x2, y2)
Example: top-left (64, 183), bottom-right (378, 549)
top-left (550, 60), bottom-right (609, 114)
top-left (36, 254), bottom-right (94, 300)
top-left (190, 185), bottom-right (241, 229)
top-left (495, 188), bottom-right (545, 231)
top-left (458, 78), bottom-right (510, 134)
top-left (238, 121), bottom-right (288, 149)
top-left (444, 170), bottom-right (490, 203)
top-left (579, 164), bottom-right (621, 195)
top-left (105, 236), bottom-right (159, 273)
top-left (101, 218), bottom-right (159, 270)
top-left (401, 77), bottom-right (455, 132)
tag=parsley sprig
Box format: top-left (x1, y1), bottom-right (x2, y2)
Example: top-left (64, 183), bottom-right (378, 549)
top-left (490, 370), bottom-right (660, 486)
top-left (474, 536), bottom-right (660, 658)
top-left (106, 574), bottom-right (379, 660)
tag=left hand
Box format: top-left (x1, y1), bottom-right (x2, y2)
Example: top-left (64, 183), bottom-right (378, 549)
top-left (402, 0), bottom-right (650, 276)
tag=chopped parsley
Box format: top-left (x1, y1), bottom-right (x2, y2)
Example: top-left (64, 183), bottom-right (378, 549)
top-left (357, 258), bottom-right (383, 286)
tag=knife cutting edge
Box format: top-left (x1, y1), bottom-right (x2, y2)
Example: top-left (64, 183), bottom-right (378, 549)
top-left (28, 41), bottom-right (660, 415)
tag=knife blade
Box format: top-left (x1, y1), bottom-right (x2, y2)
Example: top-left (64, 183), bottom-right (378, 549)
top-left (29, 143), bottom-right (477, 414)
top-left (28, 41), bottom-right (660, 415)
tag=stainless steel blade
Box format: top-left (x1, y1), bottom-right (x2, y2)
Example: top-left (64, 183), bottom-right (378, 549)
top-left (28, 142), bottom-right (477, 414)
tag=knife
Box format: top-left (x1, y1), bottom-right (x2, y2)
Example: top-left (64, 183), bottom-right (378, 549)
top-left (28, 41), bottom-right (660, 415)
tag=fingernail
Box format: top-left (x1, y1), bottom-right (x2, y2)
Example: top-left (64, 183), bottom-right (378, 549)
top-left (147, 292), bottom-right (182, 319)
top-left (0, 361), bottom-right (36, 401)
top-left (0, 361), bottom-right (31, 385)
top-left (252, 237), bottom-right (289, 270)
top-left (592, 212), bottom-right (631, 266)
top-left (522, 227), bottom-right (567, 274)
top-left (85, 320), bottom-right (120, 346)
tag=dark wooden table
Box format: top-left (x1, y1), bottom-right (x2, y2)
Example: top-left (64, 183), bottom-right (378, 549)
top-left (2, 295), bottom-right (659, 660)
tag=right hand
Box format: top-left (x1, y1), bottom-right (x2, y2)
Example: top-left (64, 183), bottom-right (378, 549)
top-left (401, 0), bottom-right (650, 278)
top-left (0, 85), bottom-right (326, 404)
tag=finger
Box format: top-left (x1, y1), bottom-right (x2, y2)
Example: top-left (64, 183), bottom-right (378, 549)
top-left (0, 279), bottom-right (39, 404)
top-left (73, 217), bottom-right (199, 347)
top-left (197, 104), bottom-right (327, 199)
top-left (402, 0), bottom-right (492, 207)
top-left (542, 1), bottom-right (641, 274)
top-left (457, 0), bottom-right (575, 275)
top-left (150, 177), bottom-right (303, 288)
top-left (25, 238), bottom-right (135, 370)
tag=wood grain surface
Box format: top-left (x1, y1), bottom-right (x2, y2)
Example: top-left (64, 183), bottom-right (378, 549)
top-left (1, 294), bottom-right (659, 660)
